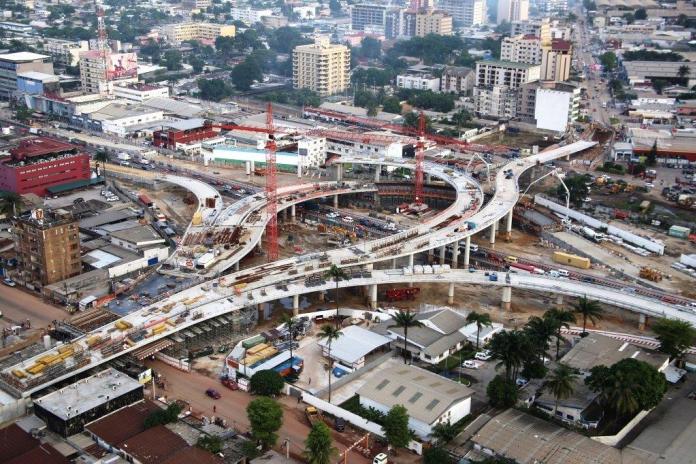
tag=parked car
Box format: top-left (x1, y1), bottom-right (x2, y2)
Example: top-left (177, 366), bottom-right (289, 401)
top-left (205, 388), bottom-right (221, 399)
top-left (462, 360), bottom-right (481, 369)
top-left (2, 278), bottom-right (16, 287)
top-left (334, 417), bottom-right (346, 432)
top-left (342, 216), bottom-right (354, 223)
top-left (516, 377), bottom-right (529, 387)
top-left (373, 453), bottom-right (388, 464)
top-left (474, 350), bottom-right (492, 361)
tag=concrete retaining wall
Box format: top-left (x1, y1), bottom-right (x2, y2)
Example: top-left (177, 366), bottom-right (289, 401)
top-left (592, 409), bottom-right (651, 446)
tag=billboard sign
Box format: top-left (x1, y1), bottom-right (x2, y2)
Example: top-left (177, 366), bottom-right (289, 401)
top-left (107, 52), bottom-right (138, 80)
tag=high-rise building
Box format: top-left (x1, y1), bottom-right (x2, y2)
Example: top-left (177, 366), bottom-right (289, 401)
top-left (511, 18), bottom-right (551, 44)
top-left (415, 11), bottom-right (453, 36)
top-left (537, 0), bottom-right (568, 14)
top-left (500, 34), bottom-right (542, 64)
top-left (43, 39), bottom-right (89, 67)
top-left (182, 0), bottom-right (211, 12)
top-left (163, 22), bottom-right (236, 44)
top-left (293, 38), bottom-right (350, 96)
top-left (540, 39), bottom-right (573, 82)
top-left (12, 208), bottom-right (81, 287)
top-left (437, 0), bottom-right (486, 27)
top-left (351, 4), bottom-right (403, 39)
top-left (474, 60), bottom-right (540, 118)
top-left (79, 50), bottom-right (138, 95)
top-left (0, 52), bottom-right (53, 99)
top-left (497, 0), bottom-right (529, 24)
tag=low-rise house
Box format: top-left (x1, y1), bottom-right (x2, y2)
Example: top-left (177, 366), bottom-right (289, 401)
top-left (357, 364), bottom-right (473, 438)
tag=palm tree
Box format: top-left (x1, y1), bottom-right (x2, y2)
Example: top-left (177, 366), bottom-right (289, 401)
top-left (489, 330), bottom-right (528, 382)
top-left (573, 296), bottom-right (603, 336)
top-left (545, 363), bottom-right (579, 417)
top-left (0, 192), bottom-right (22, 217)
top-left (544, 308), bottom-right (576, 361)
top-left (280, 312), bottom-right (298, 364)
top-left (466, 311), bottom-right (492, 350)
top-left (391, 309), bottom-right (422, 364)
top-left (325, 265), bottom-right (346, 327)
top-left (318, 324), bottom-right (342, 403)
top-left (678, 64), bottom-right (690, 80)
top-left (524, 316), bottom-right (555, 360)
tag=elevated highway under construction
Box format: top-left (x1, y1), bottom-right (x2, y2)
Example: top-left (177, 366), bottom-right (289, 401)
top-left (4, 139), bottom-right (696, 399)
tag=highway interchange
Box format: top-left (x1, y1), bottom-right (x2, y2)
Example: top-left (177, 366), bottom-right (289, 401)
top-left (6, 138), bottom-right (696, 398)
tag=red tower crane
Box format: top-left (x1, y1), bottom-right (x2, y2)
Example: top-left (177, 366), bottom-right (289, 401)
top-left (264, 103), bottom-right (279, 262)
top-left (414, 112), bottom-right (426, 205)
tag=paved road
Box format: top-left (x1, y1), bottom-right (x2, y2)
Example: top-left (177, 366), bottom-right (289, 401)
top-left (145, 359), bottom-right (371, 463)
top-left (0, 285), bottom-right (66, 327)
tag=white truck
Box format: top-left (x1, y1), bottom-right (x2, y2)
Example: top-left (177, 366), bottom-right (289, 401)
top-left (117, 152), bottom-right (132, 161)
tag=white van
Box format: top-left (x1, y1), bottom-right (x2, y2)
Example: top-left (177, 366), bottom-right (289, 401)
top-left (533, 268), bottom-right (546, 275)
top-left (549, 270), bottom-right (560, 278)
top-left (373, 453), bottom-right (388, 464)
top-left (557, 269), bottom-right (570, 277)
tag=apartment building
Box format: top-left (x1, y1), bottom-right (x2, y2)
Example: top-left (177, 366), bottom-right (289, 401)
top-left (497, 0), bottom-right (529, 24)
top-left (351, 4), bottom-right (403, 39)
top-left (540, 39), bottom-right (573, 82)
top-left (163, 22), bottom-right (235, 44)
top-left (0, 52), bottom-right (53, 99)
top-left (113, 83), bottom-right (169, 102)
top-left (437, 0), bottom-right (486, 27)
top-left (182, 0), bottom-right (211, 12)
top-left (397, 73), bottom-right (441, 91)
top-left (415, 11), bottom-right (453, 36)
top-left (293, 38), bottom-right (350, 96)
top-left (79, 51), bottom-right (138, 95)
top-left (474, 60), bottom-right (540, 119)
top-left (12, 208), bottom-right (81, 287)
top-left (500, 34), bottom-right (542, 64)
top-left (510, 18), bottom-right (551, 44)
top-left (517, 81), bottom-right (580, 131)
top-left (230, 7), bottom-right (274, 25)
top-left (441, 66), bottom-right (475, 94)
top-left (43, 39), bottom-right (89, 67)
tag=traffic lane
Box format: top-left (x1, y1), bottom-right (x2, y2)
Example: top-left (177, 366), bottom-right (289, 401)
top-left (0, 285), bottom-right (67, 327)
top-left (145, 359), bottom-right (370, 463)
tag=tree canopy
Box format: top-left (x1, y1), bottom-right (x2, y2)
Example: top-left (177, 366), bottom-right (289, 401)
top-left (599, 52), bottom-right (618, 72)
top-left (247, 397), bottom-right (283, 449)
top-left (231, 58), bottom-right (263, 91)
top-left (382, 405), bottom-right (411, 449)
top-left (268, 27), bottom-right (312, 54)
top-left (486, 374), bottom-right (519, 408)
top-left (304, 422), bottom-right (337, 464)
top-left (198, 78), bottom-right (232, 101)
top-left (652, 318), bottom-right (696, 360)
top-left (250, 370), bottom-right (285, 396)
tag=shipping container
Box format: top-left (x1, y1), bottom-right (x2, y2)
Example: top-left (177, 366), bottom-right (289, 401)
top-left (669, 225), bottom-right (691, 239)
top-left (552, 251), bottom-right (591, 269)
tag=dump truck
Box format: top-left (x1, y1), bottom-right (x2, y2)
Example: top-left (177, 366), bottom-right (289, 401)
top-left (305, 406), bottom-right (321, 426)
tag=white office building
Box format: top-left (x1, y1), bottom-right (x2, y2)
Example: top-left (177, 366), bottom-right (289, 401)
top-left (397, 74), bottom-right (441, 91)
top-left (500, 34), bottom-right (542, 64)
top-left (437, 0), bottom-right (486, 26)
top-left (497, 0), bottom-right (529, 24)
top-left (534, 84), bottom-right (580, 132)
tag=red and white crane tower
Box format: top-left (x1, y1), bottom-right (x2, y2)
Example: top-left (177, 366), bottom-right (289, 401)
top-left (95, 0), bottom-right (110, 86)
top-left (413, 111), bottom-right (426, 205)
top-left (264, 103), bottom-right (279, 262)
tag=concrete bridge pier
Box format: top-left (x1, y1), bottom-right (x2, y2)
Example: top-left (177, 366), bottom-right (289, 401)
top-left (639, 313), bottom-right (647, 331)
top-left (408, 254), bottom-right (415, 287)
top-left (374, 165), bottom-right (381, 182)
top-left (505, 210), bottom-right (513, 241)
top-left (464, 236), bottom-right (471, 268)
top-left (428, 248), bottom-right (434, 264)
top-left (282, 208), bottom-right (288, 222)
top-left (290, 204), bottom-right (296, 222)
top-left (448, 282), bottom-right (455, 305)
top-left (439, 245), bottom-right (446, 264)
top-left (369, 284), bottom-right (378, 309)
top-left (452, 241), bottom-right (459, 269)
top-left (292, 294), bottom-right (299, 316)
top-left (489, 222), bottom-right (497, 244)
top-left (392, 258), bottom-right (398, 269)
top-left (336, 164), bottom-right (343, 182)
top-left (234, 261), bottom-right (240, 272)
top-left (555, 294), bottom-right (564, 306)
top-left (501, 286), bottom-right (512, 311)
top-left (257, 303), bottom-right (265, 321)
top-left (333, 194), bottom-right (339, 208)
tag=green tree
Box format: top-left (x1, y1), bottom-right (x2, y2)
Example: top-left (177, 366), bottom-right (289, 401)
top-left (489, 330), bottom-right (528, 381)
top-left (382, 405), bottom-right (411, 451)
top-left (144, 403), bottom-right (182, 428)
top-left (318, 324), bottom-right (342, 402)
top-left (431, 422), bottom-right (458, 445)
top-left (652, 318), bottom-right (696, 360)
top-left (15, 105), bottom-right (33, 122)
top-left (382, 97), bottom-right (402, 114)
top-left (573, 296), bottom-right (603, 336)
top-left (162, 49), bottom-right (182, 71)
top-left (403, 112), bottom-right (432, 131)
top-left (451, 108), bottom-right (472, 130)
top-left (189, 56), bottom-right (205, 74)
top-left (544, 308), bottom-right (576, 360)
top-left (247, 397), bottom-right (283, 449)
top-left (586, 358), bottom-right (667, 416)
top-left (423, 446), bottom-right (452, 464)
top-left (367, 103), bottom-right (378, 117)
top-left (359, 37), bottom-right (382, 59)
top-left (599, 52), bottom-right (618, 72)
top-left (231, 58), bottom-right (262, 91)
top-left (215, 35), bottom-right (236, 58)
top-left (269, 27), bottom-right (312, 54)
top-left (304, 422), bottom-right (337, 464)
top-left (93, 150), bottom-right (109, 163)
top-left (1, 192), bottom-right (23, 217)
top-left (197, 434), bottom-right (223, 453)
top-left (325, 264), bottom-right (347, 324)
top-left (545, 363), bottom-right (579, 416)
top-left (647, 140), bottom-right (657, 166)
top-left (466, 311), bottom-right (492, 350)
top-left (197, 78), bottom-right (232, 101)
top-left (634, 8), bottom-right (647, 20)
top-left (524, 316), bottom-right (554, 362)
top-left (329, 0), bottom-right (342, 14)
top-left (391, 309), bottom-right (423, 364)
top-left (250, 370), bottom-right (285, 396)
top-left (678, 65), bottom-right (691, 85)
top-left (281, 312), bottom-right (298, 362)
top-left (558, 173), bottom-right (591, 206)
top-left (486, 374), bottom-right (519, 408)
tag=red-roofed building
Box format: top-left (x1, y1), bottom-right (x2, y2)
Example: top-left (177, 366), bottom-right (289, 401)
top-left (0, 137), bottom-right (92, 196)
top-left (541, 39), bottom-right (573, 82)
